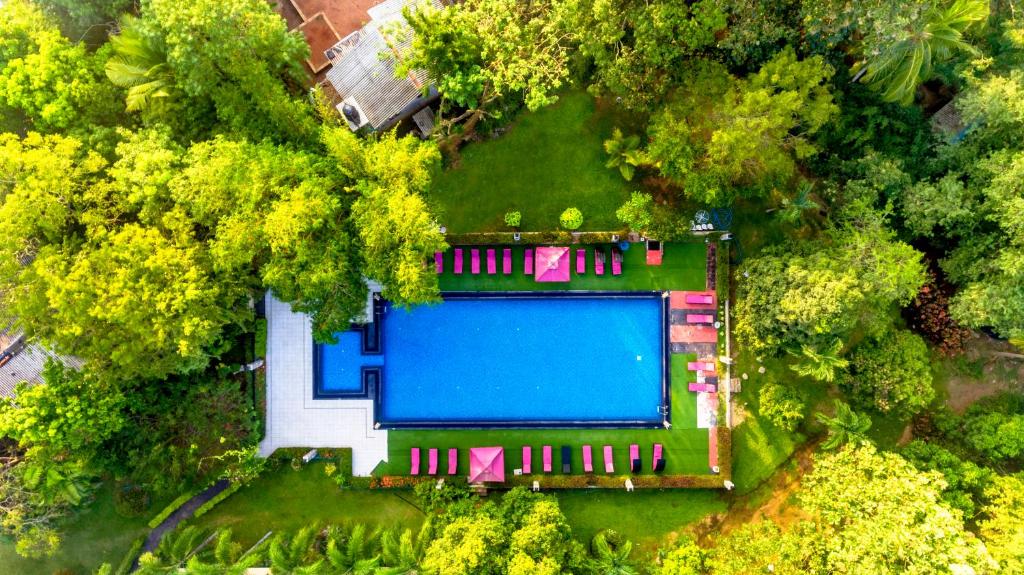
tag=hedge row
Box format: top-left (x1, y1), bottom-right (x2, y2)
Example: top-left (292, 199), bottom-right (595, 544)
top-left (445, 230), bottom-right (631, 246)
top-left (114, 536), bottom-right (146, 575)
top-left (193, 482), bottom-right (242, 519)
top-left (370, 473), bottom-right (727, 490)
top-left (147, 491), bottom-right (197, 528)
top-left (716, 426), bottom-right (733, 481)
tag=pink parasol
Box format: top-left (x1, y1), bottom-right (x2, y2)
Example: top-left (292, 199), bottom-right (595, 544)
top-left (468, 446), bottom-right (505, 483)
top-left (534, 246), bottom-right (570, 282)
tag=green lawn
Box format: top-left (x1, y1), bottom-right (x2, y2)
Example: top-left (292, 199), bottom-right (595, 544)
top-left (188, 462), bottom-right (424, 547)
top-left (555, 489), bottom-right (726, 545)
top-left (430, 90), bottom-right (632, 233)
top-left (0, 484), bottom-right (157, 575)
top-left (438, 242), bottom-right (707, 292)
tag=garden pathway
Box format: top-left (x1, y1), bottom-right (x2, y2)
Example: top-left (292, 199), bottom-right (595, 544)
top-left (139, 480), bottom-right (231, 558)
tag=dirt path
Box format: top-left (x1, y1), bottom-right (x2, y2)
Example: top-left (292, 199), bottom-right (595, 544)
top-left (943, 336), bottom-right (1024, 414)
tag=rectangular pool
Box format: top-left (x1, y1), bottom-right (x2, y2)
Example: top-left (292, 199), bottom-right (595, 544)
top-left (373, 293), bottom-right (667, 427)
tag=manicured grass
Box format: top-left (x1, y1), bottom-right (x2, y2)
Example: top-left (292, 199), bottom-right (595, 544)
top-left (0, 484), bottom-right (157, 575)
top-left (555, 489), bottom-right (726, 545)
top-left (188, 462), bottom-right (424, 547)
top-left (430, 90), bottom-right (633, 233)
top-left (438, 242), bottom-right (707, 292)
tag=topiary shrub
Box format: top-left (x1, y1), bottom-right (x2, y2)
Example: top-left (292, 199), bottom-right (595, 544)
top-left (113, 483), bottom-right (151, 517)
top-left (560, 207), bottom-right (583, 230)
top-left (758, 382), bottom-right (805, 432)
top-left (504, 210), bottom-right (522, 228)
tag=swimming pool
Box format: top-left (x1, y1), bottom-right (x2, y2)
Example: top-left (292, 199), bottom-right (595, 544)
top-left (316, 292), bottom-right (667, 427)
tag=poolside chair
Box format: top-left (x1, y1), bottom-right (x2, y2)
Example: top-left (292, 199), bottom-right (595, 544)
top-left (583, 445), bottom-right (594, 473)
top-left (543, 445), bottom-right (552, 473)
top-left (687, 361), bottom-right (716, 372)
top-left (487, 248), bottom-right (497, 274)
top-left (454, 248), bottom-right (464, 274)
top-left (576, 249), bottom-right (585, 274)
top-left (603, 445), bottom-right (614, 473)
top-left (561, 446), bottom-right (572, 474)
top-left (612, 246), bottom-right (623, 276)
top-left (448, 448), bottom-right (458, 475)
top-left (685, 293), bottom-right (714, 305)
top-left (653, 444), bottom-right (665, 472)
top-left (689, 382), bottom-right (717, 393)
top-left (629, 444), bottom-right (640, 473)
top-left (594, 248), bottom-right (605, 275)
top-left (471, 249), bottom-right (480, 274)
top-left (428, 448), bottom-right (438, 475)
top-left (686, 314), bottom-right (714, 324)
top-left (503, 249), bottom-right (512, 274)
top-left (522, 446), bottom-right (532, 474)
top-left (411, 448), bottom-right (421, 475)
top-left (525, 248), bottom-right (534, 275)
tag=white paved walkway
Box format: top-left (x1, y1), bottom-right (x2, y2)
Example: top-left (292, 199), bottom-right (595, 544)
top-left (258, 295), bottom-right (388, 476)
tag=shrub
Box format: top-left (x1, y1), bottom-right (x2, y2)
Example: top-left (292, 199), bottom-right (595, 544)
top-left (193, 483), bottom-right (242, 519)
top-left (113, 483), bottom-right (151, 517)
top-left (147, 491), bottom-right (196, 529)
top-left (615, 192), bottom-right (653, 233)
top-left (758, 382), bottom-right (805, 432)
top-left (843, 329), bottom-right (934, 417)
top-left (560, 207), bottom-right (583, 230)
top-left (504, 210), bottom-right (522, 228)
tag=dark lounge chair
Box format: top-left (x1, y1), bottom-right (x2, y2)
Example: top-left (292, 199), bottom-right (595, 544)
top-left (561, 445), bottom-right (572, 474)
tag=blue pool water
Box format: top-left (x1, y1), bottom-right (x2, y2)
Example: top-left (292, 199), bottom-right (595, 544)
top-left (318, 330), bottom-right (384, 393)
top-left (375, 295), bottom-right (665, 425)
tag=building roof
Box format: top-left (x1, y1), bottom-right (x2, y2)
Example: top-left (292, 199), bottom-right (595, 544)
top-left (0, 310), bottom-right (84, 398)
top-left (324, 0), bottom-right (438, 130)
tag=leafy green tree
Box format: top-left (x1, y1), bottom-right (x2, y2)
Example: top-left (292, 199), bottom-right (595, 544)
top-left (714, 0), bottom-right (800, 69)
top-left (422, 514), bottom-right (508, 575)
top-left (757, 382), bottom-right (805, 432)
top-left (977, 474), bottom-right (1024, 573)
top-left (588, 530), bottom-right (638, 575)
top-left (615, 192), bottom-right (654, 233)
top-left (857, 0), bottom-right (988, 104)
top-left (654, 537), bottom-right (706, 575)
top-left (962, 411), bottom-right (1024, 462)
top-left (844, 329), bottom-right (934, 416)
top-left (800, 444), bottom-right (998, 573)
top-left (776, 182), bottom-right (822, 225)
top-left (560, 207), bottom-right (583, 230)
top-left (815, 400), bottom-right (873, 450)
top-left (900, 440), bottom-right (993, 519)
top-left (34, 0), bottom-right (132, 31)
top-left (788, 339), bottom-right (848, 383)
top-left (706, 521), bottom-right (824, 574)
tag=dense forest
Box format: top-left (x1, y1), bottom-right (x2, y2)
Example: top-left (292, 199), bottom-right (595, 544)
top-left (0, 0), bottom-right (1022, 573)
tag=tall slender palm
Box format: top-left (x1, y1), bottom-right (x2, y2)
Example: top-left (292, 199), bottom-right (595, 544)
top-left (589, 530), bottom-right (638, 575)
top-left (268, 524), bottom-right (323, 575)
top-left (859, 0), bottom-right (988, 104)
top-left (789, 339), bottom-right (849, 383)
top-left (777, 181), bottom-right (821, 225)
top-left (377, 527), bottom-right (423, 575)
top-left (184, 528), bottom-right (264, 575)
top-left (105, 16), bottom-right (179, 112)
top-left (816, 400), bottom-right (873, 450)
top-left (324, 523), bottom-right (385, 574)
top-left (135, 526), bottom-right (208, 575)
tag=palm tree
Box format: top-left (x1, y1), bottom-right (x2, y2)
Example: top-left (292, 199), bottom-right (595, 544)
top-left (324, 523), bottom-right (384, 574)
top-left (105, 16), bottom-right (179, 112)
top-left (589, 530), bottom-right (638, 575)
top-left (377, 527), bottom-right (423, 575)
top-left (789, 339), bottom-right (849, 383)
top-left (20, 462), bottom-right (90, 506)
top-left (777, 181), bottom-right (821, 225)
top-left (816, 400), bottom-right (873, 450)
top-left (858, 0), bottom-right (988, 104)
top-left (135, 526), bottom-right (208, 575)
top-left (268, 524), bottom-right (323, 575)
top-left (603, 129), bottom-right (647, 181)
top-left (183, 528), bottom-right (264, 575)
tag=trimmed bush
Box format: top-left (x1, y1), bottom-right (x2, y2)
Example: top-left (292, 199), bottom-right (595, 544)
top-left (504, 210), bottom-right (522, 228)
top-left (560, 207), bottom-right (583, 230)
top-left (147, 491), bottom-right (196, 528)
top-left (113, 483), bottom-right (151, 517)
top-left (193, 482), bottom-right (242, 519)
top-left (115, 537), bottom-right (146, 575)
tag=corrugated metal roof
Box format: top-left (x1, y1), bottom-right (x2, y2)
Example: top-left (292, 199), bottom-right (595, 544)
top-left (324, 0), bottom-right (437, 129)
top-left (0, 342), bottom-right (83, 398)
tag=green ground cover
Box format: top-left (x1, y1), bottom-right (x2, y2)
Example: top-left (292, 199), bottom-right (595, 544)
top-left (438, 242), bottom-right (707, 292)
top-left (0, 484), bottom-right (158, 575)
top-left (555, 489), bottom-right (726, 545)
top-left (430, 91), bottom-right (633, 233)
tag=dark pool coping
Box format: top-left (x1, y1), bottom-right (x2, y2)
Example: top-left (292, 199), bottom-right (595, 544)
top-left (315, 291), bottom-right (671, 429)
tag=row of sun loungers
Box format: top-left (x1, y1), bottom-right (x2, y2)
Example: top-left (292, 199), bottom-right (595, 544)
top-left (435, 247), bottom-right (622, 276)
top-left (410, 447), bottom-right (459, 476)
top-left (413, 444), bottom-right (667, 477)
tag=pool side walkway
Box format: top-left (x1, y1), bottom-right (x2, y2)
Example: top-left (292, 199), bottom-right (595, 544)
top-left (259, 295), bottom-right (388, 476)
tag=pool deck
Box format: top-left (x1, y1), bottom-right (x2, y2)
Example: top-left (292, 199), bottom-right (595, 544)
top-left (259, 295), bottom-right (389, 475)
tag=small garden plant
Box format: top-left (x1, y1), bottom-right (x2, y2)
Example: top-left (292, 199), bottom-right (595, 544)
top-left (504, 210), bottom-right (522, 228)
top-left (560, 207), bottom-right (583, 230)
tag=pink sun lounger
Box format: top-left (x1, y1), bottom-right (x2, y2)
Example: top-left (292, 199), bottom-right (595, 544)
top-left (583, 445), bottom-right (593, 473)
top-left (543, 445), bottom-right (552, 473)
top-left (487, 249), bottom-right (496, 274)
top-left (612, 246), bottom-right (623, 276)
top-left (686, 293), bottom-right (714, 305)
top-left (522, 446), bottom-right (532, 474)
top-left (687, 314), bottom-right (714, 324)
top-left (410, 448), bottom-right (420, 475)
top-left (689, 382), bottom-right (717, 393)
top-left (629, 444), bottom-right (640, 473)
top-left (595, 248), bottom-right (605, 275)
top-left (524, 249), bottom-right (534, 275)
top-left (603, 445), bottom-right (614, 473)
top-left (434, 252), bottom-right (443, 273)
top-left (688, 361), bottom-right (716, 372)
top-left (428, 448), bottom-right (438, 475)
top-left (454, 249), bottom-right (464, 274)
top-left (448, 448), bottom-right (458, 475)
top-left (653, 444), bottom-right (665, 472)
top-left (503, 248), bottom-right (512, 274)
top-left (576, 249), bottom-right (585, 274)
top-left (471, 249), bottom-right (480, 274)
